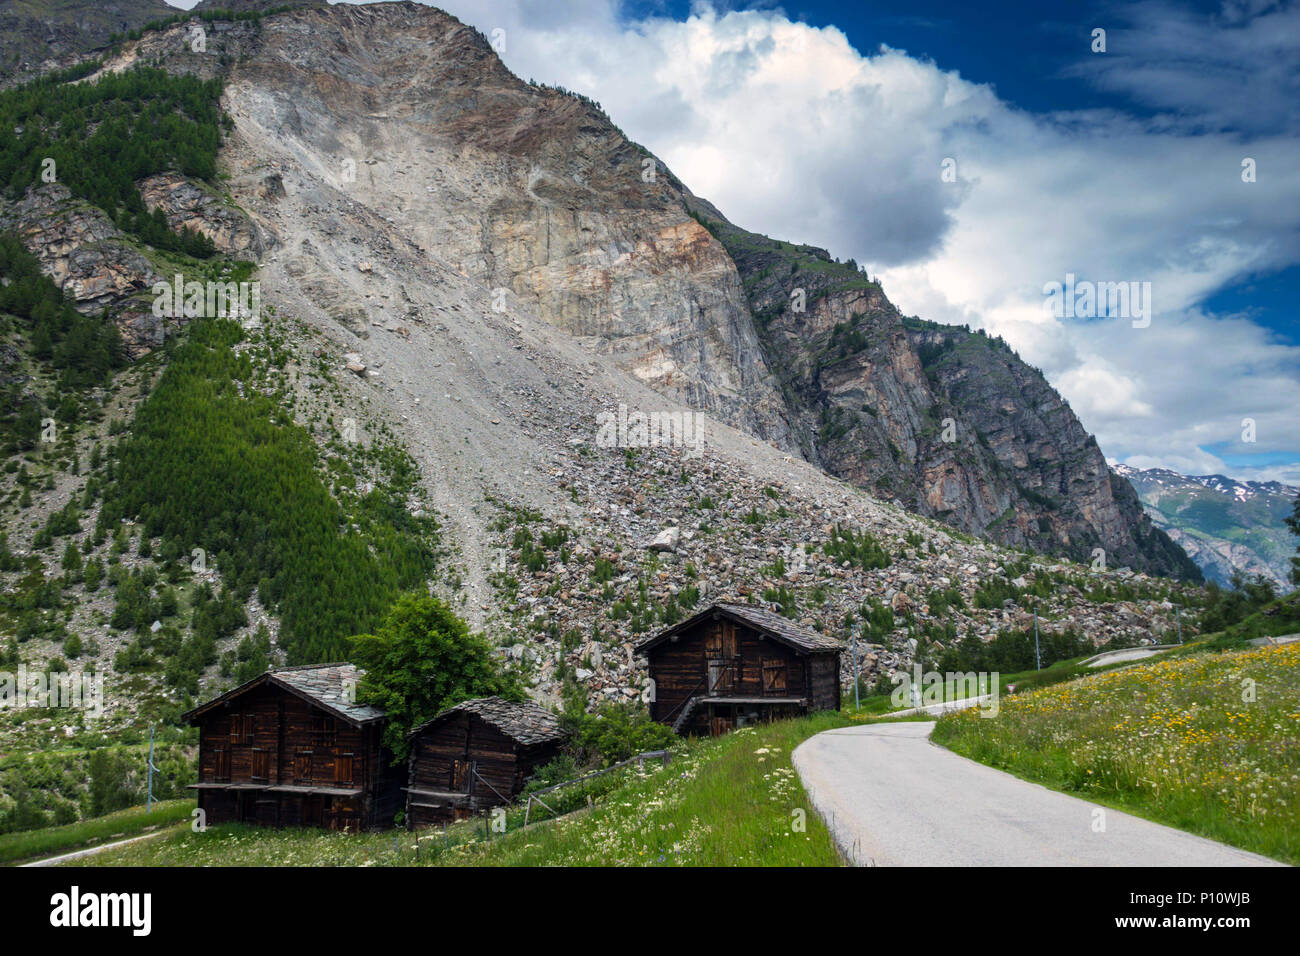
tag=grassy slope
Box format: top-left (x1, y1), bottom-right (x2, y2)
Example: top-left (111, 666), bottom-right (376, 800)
top-left (932, 643), bottom-right (1300, 864)
top-left (76, 713), bottom-right (850, 867)
top-left (0, 798), bottom-right (193, 865)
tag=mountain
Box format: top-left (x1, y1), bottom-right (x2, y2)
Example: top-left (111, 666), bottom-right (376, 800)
top-left (0, 1), bottom-right (1198, 579)
top-left (126, 0), bottom-right (1190, 577)
top-left (1114, 464), bottom-right (1297, 590)
top-left (0, 1), bottom-right (1210, 714)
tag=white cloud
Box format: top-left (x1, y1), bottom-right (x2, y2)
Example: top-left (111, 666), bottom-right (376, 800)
top-left (1071, 0), bottom-right (1300, 135)
top-left (369, 0), bottom-right (1300, 480)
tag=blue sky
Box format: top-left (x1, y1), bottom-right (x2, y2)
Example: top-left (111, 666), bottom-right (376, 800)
top-left (714, 0), bottom-right (1300, 346)
top-left (179, 1), bottom-right (1300, 484)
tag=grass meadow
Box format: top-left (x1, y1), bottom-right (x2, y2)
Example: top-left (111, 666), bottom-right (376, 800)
top-left (932, 643), bottom-right (1300, 863)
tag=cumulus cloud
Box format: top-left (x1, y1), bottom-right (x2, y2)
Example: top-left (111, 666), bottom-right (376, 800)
top-left (362, 0), bottom-right (1300, 480)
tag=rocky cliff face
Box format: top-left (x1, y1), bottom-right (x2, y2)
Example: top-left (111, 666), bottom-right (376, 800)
top-left (696, 212), bottom-right (1200, 579)
top-left (0, 183), bottom-right (168, 354)
top-left (0, 176), bottom-right (267, 355)
top-left (185, 1), bottom-right (796, 449)
top-left (138, 173), bottom-right (269, 261)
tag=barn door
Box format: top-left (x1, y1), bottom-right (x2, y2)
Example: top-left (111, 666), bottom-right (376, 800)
top-left (303, 796), bottom-right (322, 827)
top-left (709, 705), bottom-right (733, 736)
top-left (706, 622), bottom-right (735, 693)
top-left (251, 748), bottom-right (269, 781)
top-left (707, 659), bottom-right (725, 693)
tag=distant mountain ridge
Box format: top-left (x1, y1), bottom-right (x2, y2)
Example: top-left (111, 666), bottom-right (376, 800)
top-left (1114, 464), bottom-right (1297, 590)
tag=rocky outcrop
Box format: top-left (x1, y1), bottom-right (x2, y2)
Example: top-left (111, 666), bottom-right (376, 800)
top-left (0, 183), bottom-right (173, 355)
top-left (138, 173), bottom-right (270, 259)
top-left (1, 184), bottom-right (155, 312)
top-left (0, 172), bottom-right (272, 356)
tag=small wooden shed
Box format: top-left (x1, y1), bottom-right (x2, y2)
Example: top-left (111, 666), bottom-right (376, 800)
top-left (183, 663), bottom-right (405, 831)
top-left (637, 602), bottom-right (843, 736)
top-left (405, 697), bottom-right (568, 829)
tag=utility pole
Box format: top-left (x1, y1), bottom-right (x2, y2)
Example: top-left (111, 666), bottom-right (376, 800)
top-left (146, 725), bottom-right (155, 813)
top-left (851, 622), bottom-right (860, 710)
top-left (1033, 608), bottom-right (1042, 671)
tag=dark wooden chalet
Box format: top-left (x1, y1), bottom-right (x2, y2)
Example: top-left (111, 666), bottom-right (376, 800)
top-left (183, 663), bottom-right (405, 831)
top-left (406, 697), bottom-right (567, 829)
top-left (637, 602), bottom-right (842, 735)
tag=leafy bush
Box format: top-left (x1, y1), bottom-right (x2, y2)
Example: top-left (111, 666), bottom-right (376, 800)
top-left (557, 690), bottom-right (676, 768)
top-left (824, 523), bottom-right (891, 570)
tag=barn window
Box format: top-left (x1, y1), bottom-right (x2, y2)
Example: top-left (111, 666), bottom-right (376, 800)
top-left (312, 715), bottom-right (337, 748)
top-left (229, 713), bottom-right (253, 745)
top-left (251, 748), bottom-right (269, 781)
top-left (335, 753), bottom-right (355, 785)
top-left (451, 758), bottom-right (470, 791)
top-left (762, 659), bottom-right (787, 694)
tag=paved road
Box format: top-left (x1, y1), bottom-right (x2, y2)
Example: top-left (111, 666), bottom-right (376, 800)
top-left (1083, 646), bottom-right (1172, 668)
top-left (20, 827), bottom-right (173, 868)
top-left (1248, 633), bottom-right (1300, 647)
top-left (877, 693), bottom-right (995, 718)
top-left (792, 721), bottom-right (1284, 867)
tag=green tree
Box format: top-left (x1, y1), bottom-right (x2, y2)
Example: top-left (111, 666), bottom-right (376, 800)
top-left (350, 593), bottom-right (522, 763)
top-left (61, 540), bottom-right (82, 573)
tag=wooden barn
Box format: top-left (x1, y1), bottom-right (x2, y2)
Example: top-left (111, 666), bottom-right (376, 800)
top-left (405, 697), bottom-right (567, 829)
top-left (637, 602), bottom-right (843, 735)
top-left (183, 663), bottom-right (405, 831)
